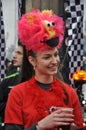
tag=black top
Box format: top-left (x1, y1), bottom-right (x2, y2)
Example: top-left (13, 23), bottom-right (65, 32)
top-left (0, 72), bottom-right (20, 122)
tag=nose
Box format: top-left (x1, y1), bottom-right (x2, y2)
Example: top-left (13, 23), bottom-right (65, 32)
top-left (13, 52), bottom-right (17, 59)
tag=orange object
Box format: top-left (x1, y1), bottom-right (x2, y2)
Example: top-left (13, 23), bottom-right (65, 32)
top-left (73, 70), bottom-right (86, 81)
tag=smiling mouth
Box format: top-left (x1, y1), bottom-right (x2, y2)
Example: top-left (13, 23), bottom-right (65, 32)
top-left (49, 64), bottom-right (58, 68)
top-left (48, 66), bottom-right (57, 70)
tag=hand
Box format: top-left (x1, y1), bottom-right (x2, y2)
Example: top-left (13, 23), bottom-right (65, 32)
top-left (37, 108), bottom-right (74, 130)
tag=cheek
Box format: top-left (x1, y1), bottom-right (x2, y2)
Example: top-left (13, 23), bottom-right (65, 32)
top-left (57, 56), bottom-right (60, 62)
top-left (36, 61), bottom-right (48, 68)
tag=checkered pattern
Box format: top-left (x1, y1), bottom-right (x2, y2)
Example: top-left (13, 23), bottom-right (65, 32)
top-left (0, 0), bottom-right (6, 82)
top-left (64, 0), bottom-right (84, 86)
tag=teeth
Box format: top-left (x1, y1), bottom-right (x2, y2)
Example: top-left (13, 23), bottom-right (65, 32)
top-left (49, 67), bottom-right (57, 69)
top-left (49, 66), bottom-right (57, 68)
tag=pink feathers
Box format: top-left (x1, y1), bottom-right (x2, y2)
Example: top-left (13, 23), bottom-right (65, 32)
top-left (18, 9), bottom-right (65, 52)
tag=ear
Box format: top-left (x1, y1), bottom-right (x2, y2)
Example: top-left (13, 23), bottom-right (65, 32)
top-left (28, 56), bottom-right (36, 67)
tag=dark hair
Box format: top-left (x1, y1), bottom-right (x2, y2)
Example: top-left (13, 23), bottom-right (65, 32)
top-left (18, 39), bottom-right (23, 46)
top-left (19, 47), bottom-right (35, 83)
top-left (17, 39), bottom-right (34, 82)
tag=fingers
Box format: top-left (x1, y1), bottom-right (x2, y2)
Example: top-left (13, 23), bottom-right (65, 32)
top-left (52, 109), bottom-right (74, 124)
top-left (37, 108), bottom-right (74, 130)
top-left (55, 109), bottom-right (74, 117)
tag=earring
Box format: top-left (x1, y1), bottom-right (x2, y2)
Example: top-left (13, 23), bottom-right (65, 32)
top-left (33, 65), bottom-right (36, 70)
top-left (33, 66), bottom-right (35, 70)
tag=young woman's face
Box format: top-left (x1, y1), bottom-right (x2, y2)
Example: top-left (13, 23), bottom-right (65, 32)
top-left (13, 46), bottom-right (23, 67)
top-left (33, 48), bottom-right (60, 76)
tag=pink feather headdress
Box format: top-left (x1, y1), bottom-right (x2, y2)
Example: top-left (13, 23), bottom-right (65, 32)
top-left (18, 9), bottom-right (65, 52)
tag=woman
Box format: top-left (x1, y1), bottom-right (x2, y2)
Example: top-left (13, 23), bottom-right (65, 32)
top-left (4, 9), bottom-right (83, 130)
top-left (0, 42), bottom-right (24, 130)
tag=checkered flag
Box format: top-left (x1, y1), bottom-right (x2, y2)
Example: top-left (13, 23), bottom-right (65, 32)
top-left (64, 0), bottom-right (84, 86)
top-left (0, 0), bottom-right (6, 82)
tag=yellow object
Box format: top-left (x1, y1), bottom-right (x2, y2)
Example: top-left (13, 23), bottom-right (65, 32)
top-left (73, 70), bottom-right (86, 81)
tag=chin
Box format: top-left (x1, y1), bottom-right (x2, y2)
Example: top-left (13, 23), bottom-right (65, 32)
top-left (52, 70), bottom-right (57, 74)
top-left (49, 71), bottom-right (57, 75)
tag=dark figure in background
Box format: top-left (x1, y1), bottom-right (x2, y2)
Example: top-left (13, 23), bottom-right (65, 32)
top-left (4, 10), bottom-right (83, 130)
top-left (5, 58), bottom-right (12, 75)
top-left (5, 58), bottom-right (17, 76)
top-left (0, 42), bottom-right (24, 130)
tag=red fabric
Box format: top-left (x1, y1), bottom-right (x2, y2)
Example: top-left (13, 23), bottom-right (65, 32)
top-left (5, 76), bottom-right (83, 129)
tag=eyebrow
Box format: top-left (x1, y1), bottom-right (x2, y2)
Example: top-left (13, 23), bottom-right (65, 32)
top-left (16, 50), bottom-right (23, 55)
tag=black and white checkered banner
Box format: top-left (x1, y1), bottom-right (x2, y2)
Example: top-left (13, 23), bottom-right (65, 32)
top-left (0, 0), bottom-right (6, 82)
top-left (64, 0), bottom-right (84, 86)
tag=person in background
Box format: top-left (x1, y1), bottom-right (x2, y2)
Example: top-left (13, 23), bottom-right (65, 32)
top-left (0, 42), bottom-right (24, 130)
top-left (5, 9), bottom-right (83, 130)
top-left (5, 58), bottom-right (12, 69)
top-left (5, 58), bottom-right (17, 76)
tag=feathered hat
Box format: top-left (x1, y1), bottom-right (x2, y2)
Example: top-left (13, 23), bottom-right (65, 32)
top-left (18, 9), bottom-right (64, 53)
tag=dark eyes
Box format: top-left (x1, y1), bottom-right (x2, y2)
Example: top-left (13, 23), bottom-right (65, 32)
top-left (17, 51), bottom-right (23, 55)
top-left (44, 20), bottom-right (55, 27)
top-left (54, 52), bottom-right (59, 57)
top-left (47, 22), bottom-right (55, 27)
top-left (43, 52), bottom-right (59, 59)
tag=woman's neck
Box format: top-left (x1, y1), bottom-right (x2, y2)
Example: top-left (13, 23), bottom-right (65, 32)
top-left (35, 74), bottom-right (54, 84)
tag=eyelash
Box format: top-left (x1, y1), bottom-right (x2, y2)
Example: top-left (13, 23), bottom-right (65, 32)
top-left (44, 56), bottom-right (50, 59)
top-left (44, 53), bottom-right (59, 59)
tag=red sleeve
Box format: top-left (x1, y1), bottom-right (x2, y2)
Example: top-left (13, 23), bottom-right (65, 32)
top-left (4, 87), bottom-right (23, 125)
